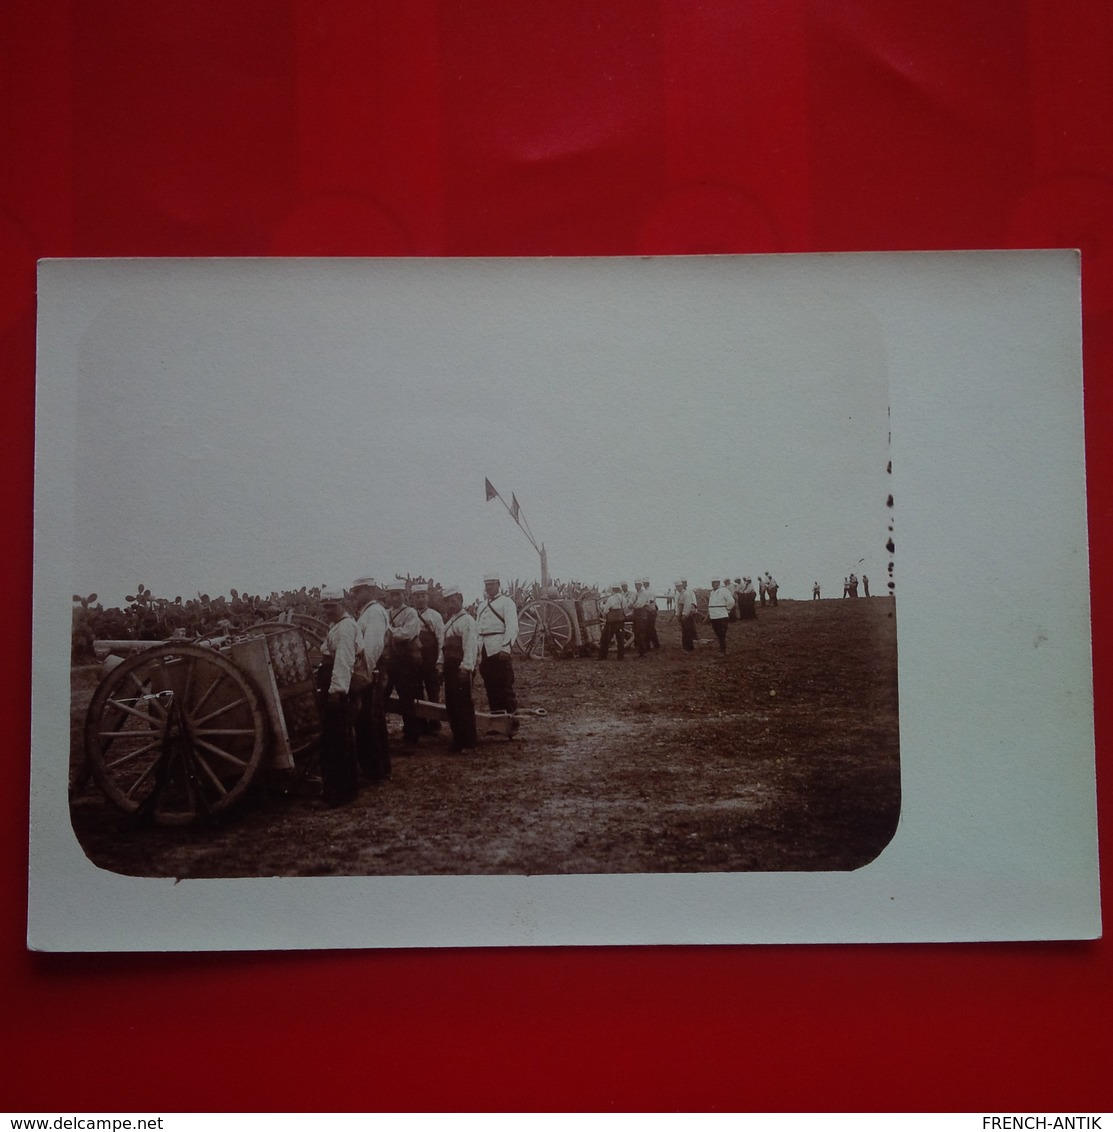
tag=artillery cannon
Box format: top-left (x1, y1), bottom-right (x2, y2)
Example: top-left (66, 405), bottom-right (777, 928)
top-left (81, 622), bottom-right (325, 826)
top-left (79, 611), bottom-right (534, 825)
top-left (513, 593), bottom-right (636, 659)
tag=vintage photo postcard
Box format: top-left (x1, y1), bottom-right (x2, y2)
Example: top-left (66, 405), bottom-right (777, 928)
top-left (28, 252), bottom-right (1099, 950)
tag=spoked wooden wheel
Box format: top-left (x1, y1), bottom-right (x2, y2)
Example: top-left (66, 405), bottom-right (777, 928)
top-left (515, 600), bottom-right (575, 659)
top-left (84, 644), bottom-right (268, 825)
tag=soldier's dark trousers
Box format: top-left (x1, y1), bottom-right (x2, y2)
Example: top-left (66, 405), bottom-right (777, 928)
top-left (739, 593), bottom-right (757, 620)
top-left (355, 675), bottom-right (391, 780)
top-left (443, 660), bottom-right (478, 749)
top-left (632, 610), bottom-right (649, 656)
top-left (418, 635), bottom-right (442, 733)
top-left (680, 613), bottom-right (696, 650)
top-left (320, 693), bottom-right (359, 806)
top-left (598, 618), bottom-right (626, 660)
top-left (480, 650), bottom-right (518, 716)
top-left (385, 658), bottom-right (423, 746)
top-left (419, 635), bottom-right (441, 703)
top-left (711, 618), bottom-right (728, 653)
top-left (647, 608), bottom-right (660, 649)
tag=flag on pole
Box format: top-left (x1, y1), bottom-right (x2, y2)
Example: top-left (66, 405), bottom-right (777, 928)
top-left (510, 493), bottom-right (521, 522)
top-left (485, 477), bottom-right (498, 502)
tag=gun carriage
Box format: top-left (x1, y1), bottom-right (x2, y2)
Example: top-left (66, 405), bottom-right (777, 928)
top-left (81, 611), bottom-right (526, 825)
top-left (82, 618), bottom-right (327, 826)
top-left (513, 593), bottom-right (636, 660)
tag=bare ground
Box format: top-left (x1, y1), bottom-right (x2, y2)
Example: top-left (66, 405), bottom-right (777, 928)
top-left (69, 597), bottom-right (900, 877)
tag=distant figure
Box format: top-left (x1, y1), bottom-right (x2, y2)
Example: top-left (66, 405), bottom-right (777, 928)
top-left (643, 577), bottom-right (661, 650)
top-left (631, 578), bottom-right (652, 657)
top-left (676, 579), bottom-right (697, 651)
top-left (862, 574), bottom-right (870, 597)
top-left (848, 573), bottom-right (859, 598)
top-left (707, 578), bottom-right (733, 653)
top-left (812, 581), bottom-right (821, 600)
top-left (738, 576), bottom-right (757, 620)
top-left (765, 572), bottom-right (779, 607)
top-left (843, 577), bottom-right (850, 598)
top-left (598, 584), bottom-right (627, 660)
top-left (759, 576), bottom-right (768, 606)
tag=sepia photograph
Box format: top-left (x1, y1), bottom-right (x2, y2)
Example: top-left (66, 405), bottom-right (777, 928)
top-left (59, 255), bottom-right (897, 878)
top-left (30, 251), bottom-right (1096, 949)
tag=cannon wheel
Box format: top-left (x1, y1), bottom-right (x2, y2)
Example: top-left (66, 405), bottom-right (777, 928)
top-left (84, 643), bottom-right (268, 826)
top-left (515, 600), bottom-right (576, 659)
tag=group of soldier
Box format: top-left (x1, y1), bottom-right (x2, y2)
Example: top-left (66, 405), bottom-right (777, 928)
top-left (601, 573), bottom-right (779, 659)
top-left (312, 573), bottom-right (519, 808)
top-left (596, 578), bottom-right (661, 660)
top-left (307, 569), bottom-right (783, 805)
top-left (842, 573), bottom-right (869, 598)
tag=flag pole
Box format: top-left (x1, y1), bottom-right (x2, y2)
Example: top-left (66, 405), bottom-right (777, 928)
top-left (485, 478), bottom-right (544, 564)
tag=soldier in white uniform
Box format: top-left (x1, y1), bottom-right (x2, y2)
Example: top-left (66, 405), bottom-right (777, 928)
top-left (643, 577), bottom-right (660, 650)
top-left (316, 587), bottom-right (361, 807)
top-left (765, 572), bottom-right (780, 606)
top-left (598, 583), bottom-right (627, 660)
top-left (350, 576), bottom-right (390, 782)
top-left (707, 578), bottom-right (734, 653)
top-left (676, 578), bottom-right (697, 651)
top-left (475, 573), bottom-right (519, 730)
top-left (411, 583), bottom-right (445, 731)
top-left (440, 584), bottom-right (478, 751)
top-left (631, 578), bottom-right (653, 657)
top-left (384, 581), bottom-right (423, 748)
top-left (738, 576), bottom-right (757, 619)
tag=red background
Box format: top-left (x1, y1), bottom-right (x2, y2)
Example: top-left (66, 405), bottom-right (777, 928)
top-left (3, 1), bottom-right (1111, 1112)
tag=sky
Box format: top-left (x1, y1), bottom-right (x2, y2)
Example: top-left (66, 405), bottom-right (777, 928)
top-left (61, 256), bottom-right (891, 609)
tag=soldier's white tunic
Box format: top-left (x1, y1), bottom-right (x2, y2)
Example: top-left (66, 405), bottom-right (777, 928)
top-left (443, 609), bottom-right (478, 671)
top-left (321, 613), bottom-right (361, 695)
top-left (475, 592), bottom-right (518, 657)
top-left (707, 587), bottom-right (735, 619)
top-left (415, 606), bottom-right (446, 665)
top-left (356, 600), bottom-right (389, 671)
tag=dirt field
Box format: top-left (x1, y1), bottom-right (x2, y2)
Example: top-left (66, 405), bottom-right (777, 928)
top-left (69, 597), bottom-right (900, 877)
